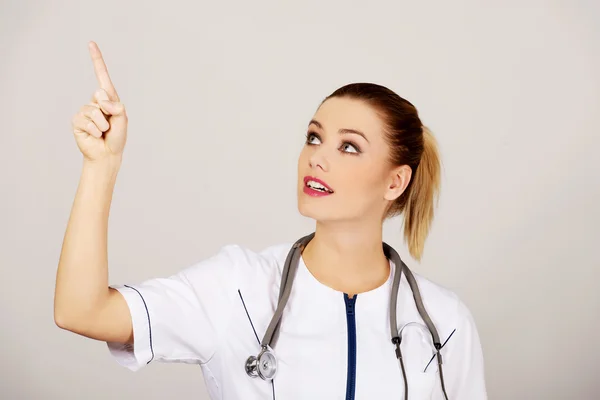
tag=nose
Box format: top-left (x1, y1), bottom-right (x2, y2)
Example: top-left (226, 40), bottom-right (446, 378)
top-left (308, 148), bottom-right (329, 172)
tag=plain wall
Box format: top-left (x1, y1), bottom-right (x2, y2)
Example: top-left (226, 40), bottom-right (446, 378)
top-left (1, 0), bottom-right (599, 398)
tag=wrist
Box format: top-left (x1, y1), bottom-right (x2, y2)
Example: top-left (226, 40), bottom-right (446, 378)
top-left (83, 154), bottom-right (122, 170)
top-left (82, 156), bottom-right (122, 181)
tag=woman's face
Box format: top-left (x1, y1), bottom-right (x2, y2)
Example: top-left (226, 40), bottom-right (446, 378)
top-left (297, 96), bottom-right (408, 223)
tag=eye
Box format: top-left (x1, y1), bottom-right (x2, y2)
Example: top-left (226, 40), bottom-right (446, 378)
top-left (305, 132), bottom-right (321, 145)
top-left (341, 142), bottom-right (360, 154)
top-left (304, 131), bottom-right (362, 155)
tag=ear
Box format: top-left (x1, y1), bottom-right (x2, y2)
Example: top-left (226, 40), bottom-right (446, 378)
top-left (383, 165), bottom-right (412, 201)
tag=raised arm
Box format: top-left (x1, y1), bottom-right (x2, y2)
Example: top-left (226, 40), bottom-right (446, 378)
top-left (54, 41), bottom-right (132, 344)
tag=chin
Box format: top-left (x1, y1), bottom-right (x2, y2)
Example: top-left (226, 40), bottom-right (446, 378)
top-left (298, 208), bottom-right (335, 222)
top-left (297, 198), bottom-right (339, 222)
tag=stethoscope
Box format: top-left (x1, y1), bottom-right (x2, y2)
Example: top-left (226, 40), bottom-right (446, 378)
top-left (244, 232), bottom-right (450, 400)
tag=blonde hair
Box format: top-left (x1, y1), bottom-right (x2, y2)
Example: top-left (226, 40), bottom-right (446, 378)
top-left (400, 126), bottom-right (441, 260)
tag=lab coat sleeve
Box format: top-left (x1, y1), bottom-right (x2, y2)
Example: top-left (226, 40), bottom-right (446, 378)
top-left (106, 244), bottom-right (243, 371)
top-left (442, 299), bottom-right (488, 399)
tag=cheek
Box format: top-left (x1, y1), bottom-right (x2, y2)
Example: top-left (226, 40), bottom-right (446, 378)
top-left (349, 162), bottom-right (385, 189)
top-left (344, 166), bottom-right (385, 206)
top-left (341, 166), bottom-right (385, 202)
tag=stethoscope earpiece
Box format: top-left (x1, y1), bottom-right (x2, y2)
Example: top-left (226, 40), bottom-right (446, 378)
top-left (245, 346), bottom-right (278, 381)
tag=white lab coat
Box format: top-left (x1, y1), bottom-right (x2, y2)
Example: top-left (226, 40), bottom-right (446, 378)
top-left (107, 242), bottom-right (488, 399)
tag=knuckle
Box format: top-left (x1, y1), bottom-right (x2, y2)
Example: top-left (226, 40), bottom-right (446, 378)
top-left (91, 108), bottom-right (101, 121)
top-left (94, 88), bottom-right (108, 102)
top-left (74, 113), bottom-right (84, 125)
top-left (72, 115), bottom-right (84, 130)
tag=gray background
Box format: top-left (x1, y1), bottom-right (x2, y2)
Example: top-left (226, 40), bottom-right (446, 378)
top-left (2, 0), bottom-right (599, 399)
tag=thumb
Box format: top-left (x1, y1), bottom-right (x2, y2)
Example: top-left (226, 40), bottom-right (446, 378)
top-left (99, 100), bottom-right (126, 116)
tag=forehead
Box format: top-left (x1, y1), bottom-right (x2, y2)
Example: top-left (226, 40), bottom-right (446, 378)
top-left (313, 97), bottom-right (385, 139)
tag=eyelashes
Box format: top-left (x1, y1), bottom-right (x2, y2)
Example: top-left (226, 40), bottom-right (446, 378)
top-left (304, 131), bottom-right (361, 155)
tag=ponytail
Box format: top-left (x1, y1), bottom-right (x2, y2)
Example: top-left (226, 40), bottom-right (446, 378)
top-left (403, 126), bottom-right (441, 261)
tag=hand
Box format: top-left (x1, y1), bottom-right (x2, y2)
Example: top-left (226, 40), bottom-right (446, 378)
top-left (71, 41), bottom-right (128, 162)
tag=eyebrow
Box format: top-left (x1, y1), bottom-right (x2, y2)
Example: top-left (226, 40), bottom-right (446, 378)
top-left (309, 119), bottom-right (370, 143)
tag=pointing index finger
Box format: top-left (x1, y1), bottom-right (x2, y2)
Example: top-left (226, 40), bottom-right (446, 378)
top-left (88, 41), bottom-right (120, 101)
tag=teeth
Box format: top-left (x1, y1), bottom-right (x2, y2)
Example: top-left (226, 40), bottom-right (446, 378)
top-left (307, 180), bottom-right (332, 193)
top-left (308, 181), bottom-right (326, 190)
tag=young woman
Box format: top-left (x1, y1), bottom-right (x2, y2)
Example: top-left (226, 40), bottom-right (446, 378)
top-left (54, 41), bottom-right (487, 399)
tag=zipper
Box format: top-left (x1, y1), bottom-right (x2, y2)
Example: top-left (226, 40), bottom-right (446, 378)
top-left (344, 293), bottom-right (357, 400)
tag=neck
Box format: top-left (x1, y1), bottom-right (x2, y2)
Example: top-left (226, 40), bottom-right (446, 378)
top-left (302, 219), bottom-right (390, 297)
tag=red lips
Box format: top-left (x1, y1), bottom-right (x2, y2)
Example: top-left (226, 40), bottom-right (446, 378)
top-left (304, 176), bottom-right (334, 192)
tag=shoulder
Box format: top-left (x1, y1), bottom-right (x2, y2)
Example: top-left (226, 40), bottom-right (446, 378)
top-left (220, 241), bottom-right (293, 271)
top-left (179, 241), bottom-right (293, 284)
top-left (408, 272), bottom-right (487, 396)
top-left (411, 271), bottom-right (461, 311)
top-left (406, 270), bottom-right (479, 341)
top-left (187, 241), bottom-right (293, 268)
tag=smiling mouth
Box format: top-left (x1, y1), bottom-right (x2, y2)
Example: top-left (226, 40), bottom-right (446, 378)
top-left (306, 184), bottom-right (333, 193)
top-left (304, 179), bottom-right (334, 194)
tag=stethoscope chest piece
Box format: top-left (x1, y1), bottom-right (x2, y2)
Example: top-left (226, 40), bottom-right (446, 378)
top-left (245, 346), bottom-right (278, 381)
